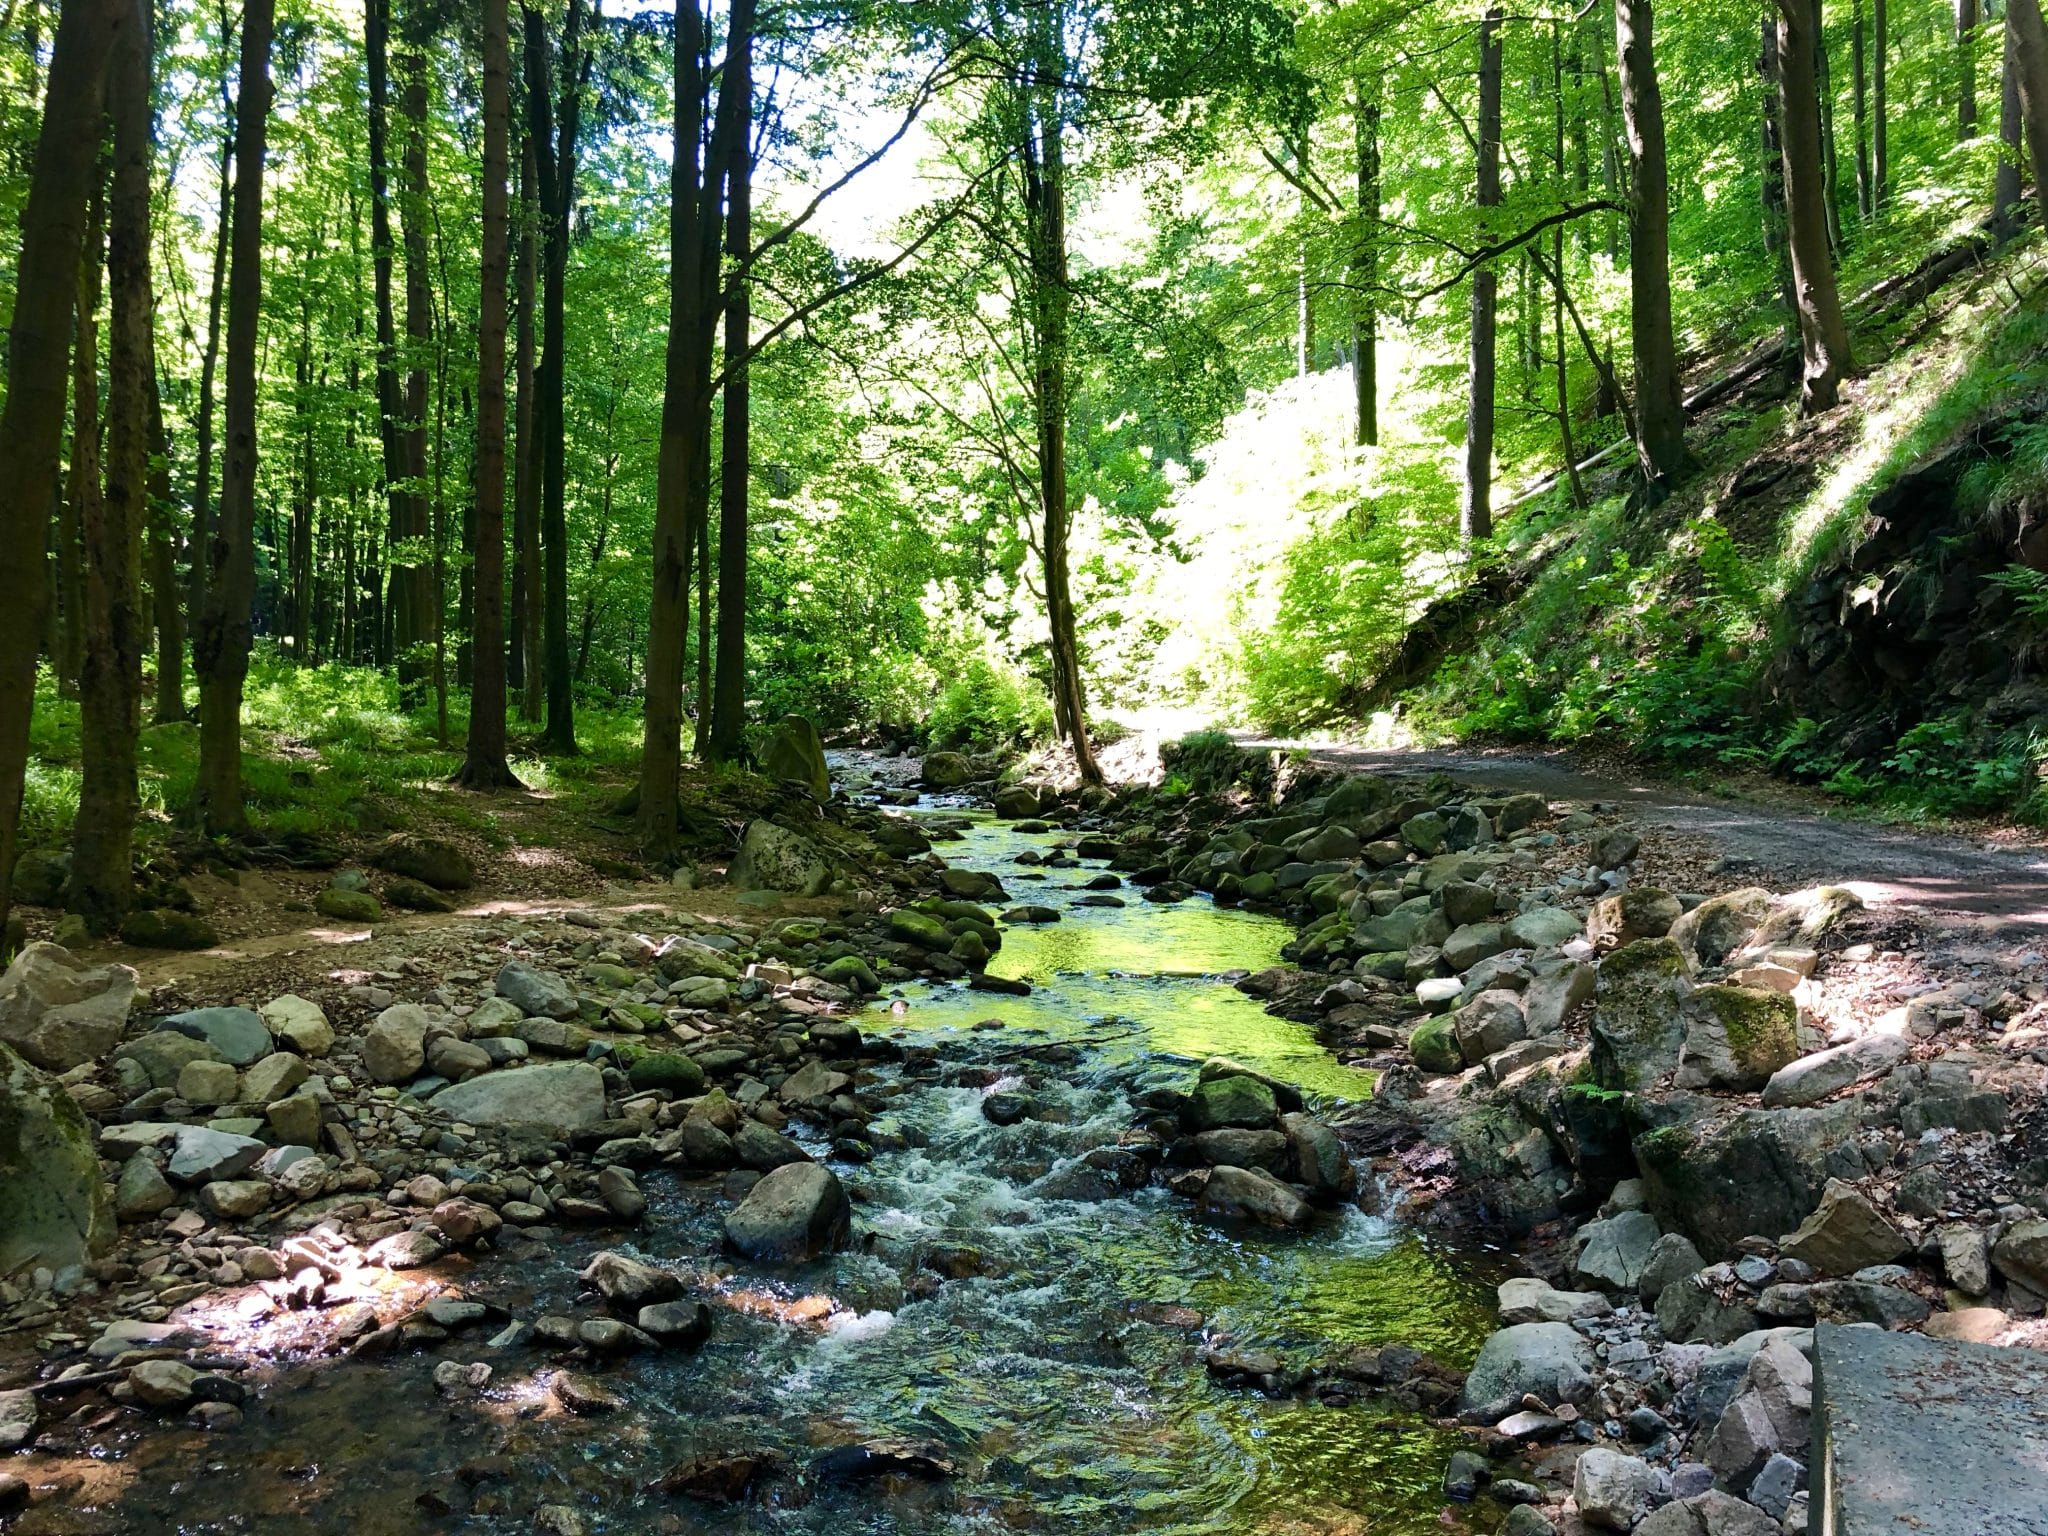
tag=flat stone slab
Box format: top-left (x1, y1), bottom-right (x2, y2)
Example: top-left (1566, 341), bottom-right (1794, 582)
top-left (1815, 1322), bottom-right (2048, 1535)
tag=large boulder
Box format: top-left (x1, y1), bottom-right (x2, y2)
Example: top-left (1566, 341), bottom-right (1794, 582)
top-left (0, 942), bottom-right (137, 1070)
top-left (1458, 1322), bottom-right (1596, 1420)
top-left (1193, 1165), bottom-right (1312, 1229)
top-left (1452, 989), bottom-right (1528, 1063)
top-left (1777, 1179), bottom-right (1906, 1275)
top-left (155, 1005), bottom-right (273, 1066)
top-left (1668, 888), bottom-right (1776, 968)
top-left (1590, 937), bottom-right (1692, 1090)
top-left (361, 1003), bottom-right (433, 1084)
top-left (496, 959), bottom-right (580, 1021)
top-left (1760, 1032), bottom-right (1909, 1108)
top-left (1184, 1073), bottom-right (1278, 1131)
top-left (723, 1162), bottom-right (851, 1262)
top-left (727, 820), bottom-right (831, 897)
top-left (1574, 1209), bottom-right (1664, 1291)
top-left (1635, 1104), bottom-right (1864, 1257)
top-left (0, 1043), bottom-right (114, 1274)
top-left (370, 833), bottom-right (475, 891)
top-left (921, 751), bottom-right (974, 788)
top-left (431, 1061), bottom-right (607, 1130)
top-left (1675, 986), bottom-right (1801, 1092)
top-left (762, 715), bottom-right (831, 800)
top-left (1572, 1449), bottom-right (1670, 1531)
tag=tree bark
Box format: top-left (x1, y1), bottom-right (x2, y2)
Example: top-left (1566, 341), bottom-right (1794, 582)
top-left (1960, 0), bottom-right (1980, 139)
top-left (147, 367), bottom-right (184, 722)
top-left (524, 0), bottom-right (586, 755)
top-left (1997, 10), bottom-right (2027, 238)
top-left (72, 0), bottom-right (152, 929)
top-left (1353, 75), bottom-right (1379, 448)
top-left (192, 0), bottom-right (274, 836)
top-left (1463, 6), bottom-right (1503, 545)
top-left (514, 134), bottom-right (541, 716)
top-left (1816, 5), bottom-right (1845, 253)
top-left (1853, 0), bottom-right (1873, 217)
top-left (709, 5), bottom-right (754, 766)
top-left (1776, 0), bottom-right (1855, 414)
top-left (2011, 0), bottom-right (2048, 232)
top-left (1760, 15), bottom-right (1799, 340)
top-left (189, 52), bottom-right (234, 627)
top-left (395, 20), bottom-right (435, 708)
top-left (0, 0), bottom-right (126, 946)
top-left (1873, 0), bottom-right (1888, 208)
top-left (1550, 25), bottom-right (1585, 510)
top-left (58, 184), bottom-right (105, 703)
top-left (1615, 0), bottom-right (1691, 493)
top-left (366, 0), bottom-right (407, 672)
top-left (457, 0), bottom-right (521, 789)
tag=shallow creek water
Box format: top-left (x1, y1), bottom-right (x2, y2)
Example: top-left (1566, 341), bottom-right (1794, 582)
top-left (37, 812), bottom-right (1498, 1536)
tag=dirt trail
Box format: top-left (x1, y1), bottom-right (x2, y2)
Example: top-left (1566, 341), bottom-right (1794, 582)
top-left (1254, 740), bottom-right (2048, 938)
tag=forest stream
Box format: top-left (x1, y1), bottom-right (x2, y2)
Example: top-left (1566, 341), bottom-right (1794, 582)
top-left (60, 801), bottom-right (1500, 1536)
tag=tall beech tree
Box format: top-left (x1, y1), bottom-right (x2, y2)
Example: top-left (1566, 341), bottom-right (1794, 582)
top-left (1462, 6), bottom-right (1503, 545)
top-left (192, 0), bottom-right (276, 834)
top-left (2011, 0), bottom-right (2048, 230)
top-left (1774, 0), bottom-right (1853, 414)
top-left (69, 0), bottom-right (155, 928)
top-left (1615, 0), bottom-right (1690, 493)
top-left (0, 0), bottom-right (127, 941)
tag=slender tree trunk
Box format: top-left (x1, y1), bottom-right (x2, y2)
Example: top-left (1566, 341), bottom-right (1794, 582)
top-left (693, 498), bottom-right (711, 757)
top-left (70, 0), bottom-right (151, 930)
top-left (1960, 0), bottom-right (1980, 138)
top-left (458, 0), bottom-right (521, 788)
top-left (1353, 76), bottom-right (1379, 448)
top-left (1776, 0), bottom-right (1855, 414)
top-left (190, 67), bottom-right (233, 627)
top-left (291, 288), bottom-right (314, 662)
top-left (525, 0), bottom-right (585, 755)
top-left (514, 136), bottom-right (541, 717)
top-left (58, 185), bottom-right (105, 702)
top-left (1761, 15), bottom-right (1799, 343)
top-left (1616, 0), bottom-right (1691, 492)
top-left (1816, 7), bottom-right (1845, 254)
top-left (1463, 6), bottom-right (1503, 545)
top-left (396, 25), bottom-right (434, 709)
top-left (1550, 26), bottom-right (1585, 511)
top-left (2011, 0), bottom-right (2048, 231)
top-left (1873, 0), bottom-right (1889, 208)
top-left (367, 0), bottom-right (408, 674)
top-left (1998, 12), bottom-right (2027, 238)
top-left (192, 0), bottom-right (273, 835)
top-left (147, 369), bottom-right (184, 722)
top-left (709, 6), bottom-right (754, 766)
top-left (1853, 0), bottom-right (1874, 217)
top-left (0, 0), bottom-right (126, 946)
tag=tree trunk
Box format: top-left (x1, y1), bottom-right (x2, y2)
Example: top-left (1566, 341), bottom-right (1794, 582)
top-left (525, 0), bottom-right (584, 755)
top-left (396, 23), bottom-right (434, 709)
top-left (367, 0), bottom-right (408, 675)
top-left (70, 0), bottom-right (151, 929)
top-left (1022, 31), bottom-right (1099, 784)
top-left (58, 184), bottom-right (105, 703)
top-left (189, 66), bottom-right (234, 627)
top-left (1816, 6), bottom-right (1845, 253)
top-left (1760, 15), bottom-right (1799, 341)
top-left (514, 134), bottom-right (541, 716)
top-left (147, 367), bottom-right (184, 722)
top-left (694, 495), bottom-right (711, 757)
top-left (1873, 0), bottom-right (1888, 208)
top-left (457, 0), bottom-right (520, 789)
top-left (192, 0), bottom-right (273, 836)
top-left (291, 285), bottom-right (314, 662)
top-left (1353, 75), bottom-right (1379, 448)
top-left (1960, 0), bottom-right (1980, 139)
top-left (0, 0), bottom-right (126, 945)
top-left (709, 5), bottom-right (754, 766)
top-left (1776, 0), bottom-right (1855, 413)
top-left (1998, 11), bottom-right (2027, 238)
top-left (1550, 26), bottom-right (1585, 510)
top-left (1853, 0), bottom-right (1873, 217)
top-left (1463, 5), bottom-right (1503, 545)
top-left (1615, 0), bottom-right (1691, 493)
top-left (2011, 0), bottom-right (2048, 232)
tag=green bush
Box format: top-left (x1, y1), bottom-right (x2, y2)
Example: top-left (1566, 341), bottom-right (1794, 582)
top-left (924, 656), bottom-right (1053, 751)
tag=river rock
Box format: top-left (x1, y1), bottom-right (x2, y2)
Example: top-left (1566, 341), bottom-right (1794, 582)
top-left (1587, 888), bottom-right (1683, 950)
top-left (1591, 937), bottom-right (1693, 1090)
top-left (260, 994), bottom-right (334, 1056)
top-left (1572, 1448), bottom-right (1668, 1530)
top-left (361, 1003), bottom-right (432, 1083)
top-left (733, 1120), bottom-right (809, 1170)
top-left (1635, 1104), bottom-right (1859, 1256)
top-left (1777, 1180), bottom-right (1906, 1275)
top-left (111, 1031), bottom-right (223, 1091)
top-left (1675, 985), bottom-right (1801, 1092)
top-left (581, 1250), bottom-right (684, 1311)
top-left (1278, 1111), bottom-right (1354, 1199)
top-left (370, 833), bottom-right (475, 890)
top-left (165, 1125), bottom-right (268, 1184)
top-left (1632, 1491), bottom-right (1777, 1536)
top-left (495, 960), bottom-right (578, 1021)
top-left (1, 1042), bottom-right (114, 1273)
top-left (762, 714), bottom-right (830, 799)
top-left (1505, 906), bottom-right (1584, 950)
top-left (157, 1005), bottom-right (273, 1066)
top-left (1497, 1277), bottom-right (1613, 1326)
top-left (1453, 989), bottom-right (1527, 1063)
top-left (1760, 1032), bottom-right (1908, 1108)
top-left (177, 1058), bottom-right (240, 1106)
top-left (1523, 956), bottom-right (1597, 1034)
top-left (1193, 1165), bottom-right (1312, 1229)
top-left (922, 751), bottom-right (974, 787)
top-left (1574, 1209), bottom-right (1662, 1291)
top-left (723, 1162), bottom-right (851, 1262)
top-left (0, 942), bottom-right (137, 1070)
top-left (115, 1153), bottom-right (176, 1219)
top-left (242, 1051), bottom-right (310, 1104)
top-left (1194, 1128), bottom-right (1288, 1172)
top-left (627, 1052), bottom-right (706, 1095)
top-left (1443, 923), bottom-right (1508, 972)
top-left (127, 1360), bottom-right (201, 1410)
top-left (1637, 1232), bottom-right (1707, 1303)
top-left (430, 1061), bottom-right (606, 1129)
top-left (1185, 1072), bottom-right (1278, 1131)
top-left (1669, 888), bottom-right (1776, 968)
top-left (728, 820), bottom-right (831, 896)
top-left (1459, 1322), bottom-right (1596, 1420)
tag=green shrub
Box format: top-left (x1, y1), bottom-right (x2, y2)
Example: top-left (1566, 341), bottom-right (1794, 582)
top-left (924, 656), bottom-right (1053, 751)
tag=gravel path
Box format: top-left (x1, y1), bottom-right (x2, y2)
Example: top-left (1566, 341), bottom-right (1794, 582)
top-left (1253, 740), bottom-right (2048, 938)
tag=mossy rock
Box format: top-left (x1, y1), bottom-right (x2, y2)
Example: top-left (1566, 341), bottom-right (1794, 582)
top-left (818, 955), bottom-right (879, 993)
top-left (1184, 1073), bottom-right (1278, 1132)
top-left (887, 910), bottom-right (951, 950)
top-left (1590, 937), bottom-right (1693, 1091)
top-left (314, 887), bottom-right (381, 922)
top-left (1675, 984), bottom-right (1800, 1091)
top-left (121, 908), bottom-right (219, 950)
top-left (1408, 1015), bottom-right (1464, 1074)
top-left (1, 1042), bottom-right (114, 1274)
top-left (370, 833), bottom-right (476, 892)
top-left (628, 1052), bottom-right (707, 1095)
top-left (10, 849), bottom-right (69, 908)
top-left (384, 877), bottom-right (455, 913)
top-left (762, 715), bottom-right (831, 800)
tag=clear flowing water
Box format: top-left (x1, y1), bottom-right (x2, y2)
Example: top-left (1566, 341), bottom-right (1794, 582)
top-left (43, 812), bottom-right (1497, 1536)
